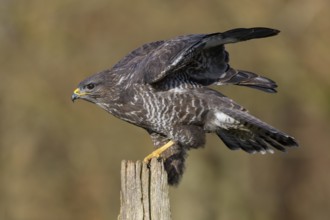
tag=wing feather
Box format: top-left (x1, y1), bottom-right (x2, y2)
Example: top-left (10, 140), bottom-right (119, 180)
top-left (110, 27), bottom-right (280, 92)
top-left (143, 27), bottom-right (279, 85)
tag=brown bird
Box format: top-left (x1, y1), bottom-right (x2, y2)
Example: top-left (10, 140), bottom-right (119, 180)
top-left (72, 27), bottom-right (298, 185)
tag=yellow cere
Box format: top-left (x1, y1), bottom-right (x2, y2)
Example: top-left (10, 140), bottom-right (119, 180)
top-left (73, 88), bottom-right (88, 96)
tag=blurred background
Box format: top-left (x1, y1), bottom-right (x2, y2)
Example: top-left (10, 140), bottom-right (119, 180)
top-left (1, 0), bottom-right (329, 219)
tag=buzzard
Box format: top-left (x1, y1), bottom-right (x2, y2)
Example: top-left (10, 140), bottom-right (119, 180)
top-left (72, 27), bottom-right (298, 185)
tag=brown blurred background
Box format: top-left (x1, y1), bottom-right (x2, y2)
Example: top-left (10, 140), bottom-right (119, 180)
top-left (1, 0), bottom-right (329, 219)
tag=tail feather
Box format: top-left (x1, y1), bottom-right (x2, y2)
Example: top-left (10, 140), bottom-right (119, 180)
top-left (162, 144), bottom-right (187, 186)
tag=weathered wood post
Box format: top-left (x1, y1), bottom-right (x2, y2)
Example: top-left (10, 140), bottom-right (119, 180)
top-left (118, 158), bottom-right (171, 220)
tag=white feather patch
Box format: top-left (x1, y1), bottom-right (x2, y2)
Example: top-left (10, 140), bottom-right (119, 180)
top-left (171, 88), bottom-right (186, 93)
top-left (215, 112), bottom-right (238, 128)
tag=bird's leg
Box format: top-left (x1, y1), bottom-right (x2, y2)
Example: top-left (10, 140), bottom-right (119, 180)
top-left (143, 140), bottom-right (175, 163)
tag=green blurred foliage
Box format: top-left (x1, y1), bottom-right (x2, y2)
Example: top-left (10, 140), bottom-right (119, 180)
top-left (1, 0), bottom-right (329, 219)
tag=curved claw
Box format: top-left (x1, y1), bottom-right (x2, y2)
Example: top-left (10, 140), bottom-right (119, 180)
top-left (143, 140), bottom-right (175, 163)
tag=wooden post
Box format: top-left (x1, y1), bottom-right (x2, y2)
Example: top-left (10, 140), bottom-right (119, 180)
top-left (118, 159), bottom-right (171, 220)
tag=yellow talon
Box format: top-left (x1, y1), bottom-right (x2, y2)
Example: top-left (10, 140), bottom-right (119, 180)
top-left (143, 140), bottom-right (175, 163)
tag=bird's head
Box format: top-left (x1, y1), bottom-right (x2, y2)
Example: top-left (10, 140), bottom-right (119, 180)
top-left (72, 71), bottom-right (110, 104)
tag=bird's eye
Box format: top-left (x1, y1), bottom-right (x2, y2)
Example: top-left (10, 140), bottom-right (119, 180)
top-left (86, 83), bottom-right (95, 90)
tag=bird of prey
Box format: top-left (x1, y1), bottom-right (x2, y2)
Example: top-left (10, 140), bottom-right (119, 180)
top-left (72, 27), bottom-right (298, 185)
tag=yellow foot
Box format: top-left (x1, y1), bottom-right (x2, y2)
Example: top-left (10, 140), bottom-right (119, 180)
top-left (143, 140), bottom-right (175, 163)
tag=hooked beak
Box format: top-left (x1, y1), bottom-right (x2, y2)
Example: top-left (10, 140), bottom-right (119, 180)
top-left (71, 88), bottom-right (87, 102)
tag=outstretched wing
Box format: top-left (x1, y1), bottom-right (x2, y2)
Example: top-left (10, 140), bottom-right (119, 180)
top-left (213, 108), bottom-right (298, 154)
top-left (140, 27), bottom-right (279, 92)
